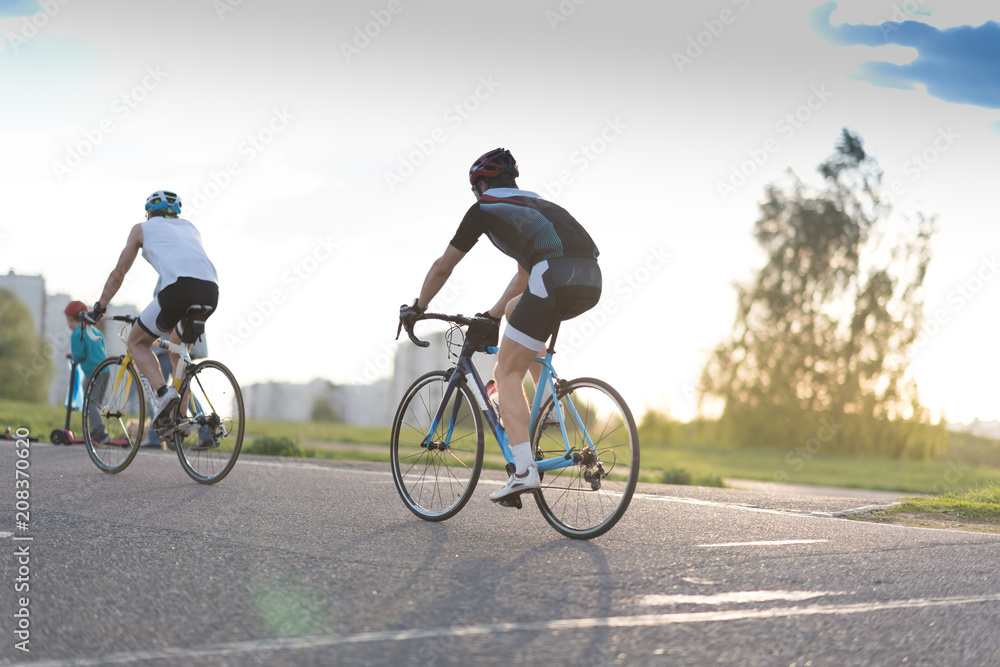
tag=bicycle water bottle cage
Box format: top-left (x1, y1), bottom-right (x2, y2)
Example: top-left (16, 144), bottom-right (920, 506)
top-left (180, 305), bottom-right (213, 344)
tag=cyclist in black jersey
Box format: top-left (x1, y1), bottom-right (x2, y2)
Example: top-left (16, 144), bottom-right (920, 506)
top-left (400, 148), bottom-right (602, 503)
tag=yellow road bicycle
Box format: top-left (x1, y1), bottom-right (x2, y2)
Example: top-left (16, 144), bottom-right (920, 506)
top-left (82, 307), bottom-right (244, 484)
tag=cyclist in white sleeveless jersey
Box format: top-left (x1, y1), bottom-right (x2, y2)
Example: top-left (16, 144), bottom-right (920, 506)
top-left (88, 191), bottom-right (219, 426)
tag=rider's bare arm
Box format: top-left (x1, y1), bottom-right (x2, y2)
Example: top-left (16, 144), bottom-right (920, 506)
top-left (417, 244), bottom-right (466, 309)
top-left (488, 266), bottom-right (529, 319)
top-left (97, 223), bottom-right (143, 309)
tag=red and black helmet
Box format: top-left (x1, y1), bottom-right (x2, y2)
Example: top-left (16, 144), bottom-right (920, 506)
top-left (469, 148), bottom-right (519, 186)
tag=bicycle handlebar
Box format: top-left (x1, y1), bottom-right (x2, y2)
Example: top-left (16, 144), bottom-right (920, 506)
top-left (401, 312), bottom-right (474, 348)
top-left (84, 312), bottom-right (137, 324)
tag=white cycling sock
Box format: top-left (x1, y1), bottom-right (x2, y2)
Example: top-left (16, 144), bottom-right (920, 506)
top-left (511, 441), bottom-right (533, 474)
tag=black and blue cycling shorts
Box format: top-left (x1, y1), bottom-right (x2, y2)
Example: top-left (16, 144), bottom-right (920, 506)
top-left (505, 257), bottom-right (602, 351)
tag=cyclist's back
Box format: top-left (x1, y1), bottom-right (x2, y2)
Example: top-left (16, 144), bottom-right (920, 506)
top-left (140, 215), bottom-right (218, 294)
top-left (451, 187), bottom-right (599, 272)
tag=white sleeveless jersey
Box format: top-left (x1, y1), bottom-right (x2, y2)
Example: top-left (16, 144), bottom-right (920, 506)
top-left (140, 217), bottom-right (218, 295)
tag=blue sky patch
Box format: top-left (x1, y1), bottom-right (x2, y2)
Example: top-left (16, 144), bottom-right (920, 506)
top-left (811, 1), bottom-right (1000, 109)
top-left (0, 0), bottom-right (40, 17)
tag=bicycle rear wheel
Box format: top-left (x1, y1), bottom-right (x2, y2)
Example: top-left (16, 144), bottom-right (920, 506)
top-left (390, 371), bottom-right (484, 521)
top-left (531, 377), bottom-right (639, 539)
top-left (83, 357), bottom-right (144, 473)
top-left (171, 360), bottom-right (244, 484)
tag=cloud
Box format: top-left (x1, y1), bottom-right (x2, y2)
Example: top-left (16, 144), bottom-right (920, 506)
top-left (811, 1), bottom-right (1000, 109)
top-left (0, 0), bottom-right (39, 17)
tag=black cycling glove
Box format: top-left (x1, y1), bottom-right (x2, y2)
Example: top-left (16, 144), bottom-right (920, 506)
top-left (83, 301), bottom-right (106, 325)
top-left (398, 300), bottom-right (426, 335)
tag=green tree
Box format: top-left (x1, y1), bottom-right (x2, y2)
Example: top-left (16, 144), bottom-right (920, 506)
top-left (700, 129), bottom-right (945, 459)
top-left (0, 288), bottom-right (52, 402)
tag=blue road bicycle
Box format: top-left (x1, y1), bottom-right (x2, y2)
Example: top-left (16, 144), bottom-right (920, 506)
top-left (391, 313), bottom-right (639, 539)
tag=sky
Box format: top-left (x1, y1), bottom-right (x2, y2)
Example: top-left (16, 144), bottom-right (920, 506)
top-left (1, 0), bottom-right (998, 425)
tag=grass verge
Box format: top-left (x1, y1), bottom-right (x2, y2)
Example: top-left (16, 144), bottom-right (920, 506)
top-left (4, 398), bottom-right (997, 497)
top-left (640, 441), bottom-right (1000, 495)
top-left (846, 485), bottom-right (1000, 533)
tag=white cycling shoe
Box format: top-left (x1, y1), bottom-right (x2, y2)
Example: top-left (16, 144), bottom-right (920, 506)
top-left (151, 387), bottom-right (180, 428)
top-left (489, 465), bottom-right (540, 502)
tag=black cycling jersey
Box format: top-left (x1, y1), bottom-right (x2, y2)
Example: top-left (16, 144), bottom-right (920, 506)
top-left (449, 188), bottom-right (599, 270)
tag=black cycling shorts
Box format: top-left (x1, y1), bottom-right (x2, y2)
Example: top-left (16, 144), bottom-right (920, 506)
top-left (138, 277), bottom-right (219, 337)
top-left (506, 257), bottom-right (602, 351)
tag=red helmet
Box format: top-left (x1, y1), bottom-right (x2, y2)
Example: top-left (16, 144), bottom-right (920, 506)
top-left (469, 148), bottom-right (518, 185)
top-left (64, 300), bottom-right (88, 317)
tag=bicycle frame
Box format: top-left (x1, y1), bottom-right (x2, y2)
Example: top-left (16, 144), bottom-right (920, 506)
top-left (110, 322), bottom-right (191, 411)
top-left (422, 337), bottom-right (595, 476)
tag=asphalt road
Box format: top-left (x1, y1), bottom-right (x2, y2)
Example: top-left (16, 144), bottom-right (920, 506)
top-left (2, 443), bottom-right (999, 666)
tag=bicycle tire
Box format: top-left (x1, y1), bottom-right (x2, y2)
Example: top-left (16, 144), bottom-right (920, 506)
top-left (83, 357), bottom-right (144, 474)
top-left (390, 370), bottom-right (484, 521)
top-left (531, 377), bottom-right (639, 539)
top-left (171, 360), bottom-right (244, 484)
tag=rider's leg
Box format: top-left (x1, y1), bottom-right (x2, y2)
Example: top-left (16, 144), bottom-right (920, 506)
top-left (167, 327), bottom-right (183, 380)
top-left (127, 324), bottom-right (167, 392)
top-left (495, 333), bottom-right (542, 473)
top-left (502, 295), bottom-right (545, 390)
top-left (166, 327), bottom-right (190, 416)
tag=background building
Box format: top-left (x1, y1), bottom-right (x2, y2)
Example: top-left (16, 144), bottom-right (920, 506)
top-left (2, 269), bottom-right (137, 407)
top-left (243, 326), bottom-right (497, 426)
top-left (5, 269), bottom-right (500, 428)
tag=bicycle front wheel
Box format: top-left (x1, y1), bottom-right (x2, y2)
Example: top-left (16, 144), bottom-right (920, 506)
top-left (390, 371), bottom-right (484, 521)
top-left (531, 377), bottom-right (639, 539)
top-left (171, 360), bottom-right (244, 484)
top-left (83, 357), bottom-right (144, 474)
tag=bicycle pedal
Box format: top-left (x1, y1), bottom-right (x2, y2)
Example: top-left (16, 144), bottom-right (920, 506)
top-left (496, 495), bottom-right (523, 510)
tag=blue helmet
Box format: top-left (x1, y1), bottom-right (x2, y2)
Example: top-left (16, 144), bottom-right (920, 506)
top-left (145, 190), bottom-right (182, 216)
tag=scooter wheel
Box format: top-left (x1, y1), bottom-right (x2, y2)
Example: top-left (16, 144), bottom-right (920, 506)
top-left (50, 429), bottom-right (66, 445)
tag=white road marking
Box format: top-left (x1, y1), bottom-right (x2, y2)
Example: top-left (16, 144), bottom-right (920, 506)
top-left (632, 492), bottom-right (828, 517)
top-left (28, 593), bottom-right (1000, 666)
top-left (237, 459), bottom-right (391, 475)
top-left (638, 590), bottom-right (842, 606)
top-left (698, 539), bottom-right (829, 548)
top-left (0, 531), bottom-right (13, 538)
top-left (632, 492), bottom-right (906, 521)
